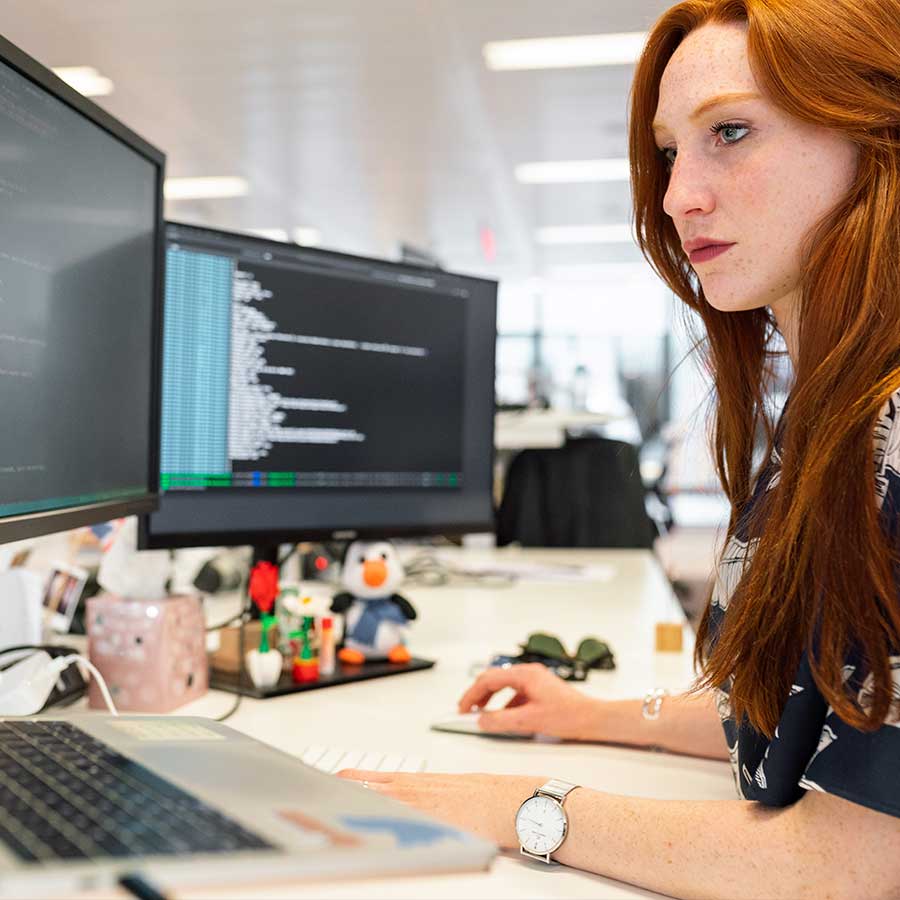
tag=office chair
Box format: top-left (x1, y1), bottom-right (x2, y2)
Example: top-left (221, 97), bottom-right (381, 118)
top-left (496, 437), bottom-right (657, 549)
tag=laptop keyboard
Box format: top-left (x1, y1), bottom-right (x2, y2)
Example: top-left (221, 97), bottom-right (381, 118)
top-left (0, 721), bottom-right (275, 863)
top-left (301, 745), bottom-right (428, 774)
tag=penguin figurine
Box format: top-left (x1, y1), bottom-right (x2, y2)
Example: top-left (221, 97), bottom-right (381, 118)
top-left (331, 540), bottom-right (417, 664)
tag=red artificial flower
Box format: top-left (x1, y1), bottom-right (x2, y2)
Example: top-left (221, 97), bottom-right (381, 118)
top-left (249, 561), bottom-right (279, 614)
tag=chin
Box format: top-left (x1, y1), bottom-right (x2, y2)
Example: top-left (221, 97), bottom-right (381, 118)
top-left (700, 283), bottom-right (770, 315)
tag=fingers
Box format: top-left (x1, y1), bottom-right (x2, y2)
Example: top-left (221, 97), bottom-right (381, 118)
top-left (477, 707), bottom-right (534, 736)
top-left (457, 670), bottom-right (499, 712)
top-left (335, 770), bottom-right (447, 805)
top-left (457, 664), bottom-right (544, 713)
top-left (336, 769), bottom-right (393, 785)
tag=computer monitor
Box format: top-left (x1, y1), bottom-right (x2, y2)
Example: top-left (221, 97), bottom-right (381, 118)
top-left (0, 34), bottom-right (164, 546)
top-left (140, 223), bottom-right (497, 554)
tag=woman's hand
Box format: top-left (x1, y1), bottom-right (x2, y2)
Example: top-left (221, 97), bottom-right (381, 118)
top-left (335, 770), bottom-right (545, 848)
top-left (458, 663), bottom-right (604, 741)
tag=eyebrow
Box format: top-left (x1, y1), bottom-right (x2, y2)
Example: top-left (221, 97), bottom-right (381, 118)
top-left (652, 91), bottom-right (762, 136)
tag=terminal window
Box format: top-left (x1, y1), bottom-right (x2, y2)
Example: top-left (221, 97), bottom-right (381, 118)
top-left (161, 244), bottom-right (467, 491)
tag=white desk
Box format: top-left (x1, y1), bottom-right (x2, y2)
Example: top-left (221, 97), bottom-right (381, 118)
top-left (163, 547), bottom-right (735, 900)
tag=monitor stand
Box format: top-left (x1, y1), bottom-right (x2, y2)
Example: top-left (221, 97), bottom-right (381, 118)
top-left (210, 542), bottom-right (435, 697)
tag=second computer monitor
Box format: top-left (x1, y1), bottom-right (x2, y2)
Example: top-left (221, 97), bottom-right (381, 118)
top-left (140, 222), bottom-right (497, 549)
top-left (0, 33), bottom-right (163, 547)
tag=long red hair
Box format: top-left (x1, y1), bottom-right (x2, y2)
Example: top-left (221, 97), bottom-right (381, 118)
top-left (630, 0), bottom-right (900, 736)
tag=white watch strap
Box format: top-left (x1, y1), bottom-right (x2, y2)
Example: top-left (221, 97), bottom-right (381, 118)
top-left (536, 778), bottom-right (579, 803)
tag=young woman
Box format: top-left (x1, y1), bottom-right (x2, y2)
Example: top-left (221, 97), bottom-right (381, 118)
top-left (340, 1), bottom-right (900, 895)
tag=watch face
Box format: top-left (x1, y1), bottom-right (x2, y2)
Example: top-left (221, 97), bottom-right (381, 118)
top-left (515, 795), bottom-right (567, 856)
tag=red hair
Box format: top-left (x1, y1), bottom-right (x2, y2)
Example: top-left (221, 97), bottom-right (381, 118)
top-left (630, 0), bottom-right (900, 736)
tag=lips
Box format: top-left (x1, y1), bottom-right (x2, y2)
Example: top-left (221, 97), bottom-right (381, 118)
top-left (683, 237), bottom-right (736, 265)
top-left (690, 244), bottom-right (734, 263)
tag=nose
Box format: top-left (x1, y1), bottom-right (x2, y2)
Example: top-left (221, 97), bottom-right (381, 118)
top-left (662, 153), bottom-right (716, 222)
top-left (363, 559), bottom-right (388, 588)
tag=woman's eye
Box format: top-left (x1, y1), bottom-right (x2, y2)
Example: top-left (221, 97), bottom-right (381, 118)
top-left (711, 122), bottom-right (750, 144)
top-left (662, 147), bottom-right (677, 167)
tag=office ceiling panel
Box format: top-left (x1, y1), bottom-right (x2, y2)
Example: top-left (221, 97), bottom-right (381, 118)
top-left (0, 0), bottom-right (671, 281)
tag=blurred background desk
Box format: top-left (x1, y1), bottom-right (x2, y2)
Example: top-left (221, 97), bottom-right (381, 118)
top-left (494, 409), bottom-right (641, 450)
top-left (163, 547), bottom-right (735, 900)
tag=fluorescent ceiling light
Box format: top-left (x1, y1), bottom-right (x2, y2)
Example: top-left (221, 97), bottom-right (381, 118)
top-left (164, 176), bottom-right (249, 200)
top-left (516, 158), bottom-right (630, 184)
top-left (52, 66), bottom-right (114, 97)
top-left (292, 227), bottom-right (321, 247)
top-left (536, 224), bottom-right (634, 245)
top-left (246, 228), bottom-right (289, 242)
top-left (483, 32), bottom-right (646, 71)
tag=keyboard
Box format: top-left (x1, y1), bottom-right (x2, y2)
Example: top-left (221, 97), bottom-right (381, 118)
top-left (301, 745), bottom-right (428, 774)
top-left (0, 721), bottom-right (274, 863)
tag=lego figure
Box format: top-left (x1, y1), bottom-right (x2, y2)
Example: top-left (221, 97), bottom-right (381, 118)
top-left (245, 560), bottom-right (282, 690)
top-left (290, 616), bottom-right (319, 683)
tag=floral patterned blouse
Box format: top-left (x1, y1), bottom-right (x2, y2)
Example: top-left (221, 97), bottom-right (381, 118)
top-left (709, 394), bottom-right (900, 819)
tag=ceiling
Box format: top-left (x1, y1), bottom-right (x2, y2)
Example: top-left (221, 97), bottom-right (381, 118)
top-left (0, 0), bottom-right (672, 285)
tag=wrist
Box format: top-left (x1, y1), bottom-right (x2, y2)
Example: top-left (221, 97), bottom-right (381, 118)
top-left (592, 698), bottom-right (664, 748)
top-left (550, 786), bottom-right (604, 868)
top-left (574, 696), bottom-right (616, 742)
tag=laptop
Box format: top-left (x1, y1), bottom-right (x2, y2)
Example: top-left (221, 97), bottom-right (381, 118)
top-left (0, 715), bottom-right (496, 898)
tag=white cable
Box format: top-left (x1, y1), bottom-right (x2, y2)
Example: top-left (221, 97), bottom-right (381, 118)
top-left (53, 654), bottom-right (118, 716)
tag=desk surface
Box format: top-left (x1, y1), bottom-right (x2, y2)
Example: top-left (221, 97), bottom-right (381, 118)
top-left (164, 547), bottom-right (735, 900)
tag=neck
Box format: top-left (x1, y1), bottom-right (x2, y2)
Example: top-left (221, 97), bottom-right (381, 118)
top-left (769, 291), bottom-right (799, 365)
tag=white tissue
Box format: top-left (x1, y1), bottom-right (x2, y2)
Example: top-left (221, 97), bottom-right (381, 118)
top-left (97, 518), bottom-right (170, 600)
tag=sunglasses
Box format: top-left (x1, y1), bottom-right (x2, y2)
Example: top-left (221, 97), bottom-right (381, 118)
top-left (512, 632), bottom-right (616, 681)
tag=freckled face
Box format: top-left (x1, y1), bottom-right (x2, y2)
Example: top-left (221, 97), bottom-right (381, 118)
top-left (653, 22), bottom-right (858, 315)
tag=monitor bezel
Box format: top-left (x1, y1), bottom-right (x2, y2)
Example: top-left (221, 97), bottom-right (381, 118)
top-left (140, 221), bottom-right (498, 549)
top-left (0, 32), bottom-right (165, 545)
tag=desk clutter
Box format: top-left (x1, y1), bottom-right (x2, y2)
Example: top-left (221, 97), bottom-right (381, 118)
top-left (66, 538), bottom-right (683, 712)
top-left (207, 606), bottom-right (434, 699)
top-left (208, 540), bottom-right (434, 698)
top-left (72, 537), bottom-right (672, 711)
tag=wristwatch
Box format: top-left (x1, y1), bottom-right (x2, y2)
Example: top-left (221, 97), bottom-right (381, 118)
top-left (515, 778), bottom-right (580, 863)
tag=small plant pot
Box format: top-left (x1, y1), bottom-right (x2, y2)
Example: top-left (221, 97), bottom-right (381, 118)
top-left (245, 648), bottom-right (283, 689)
